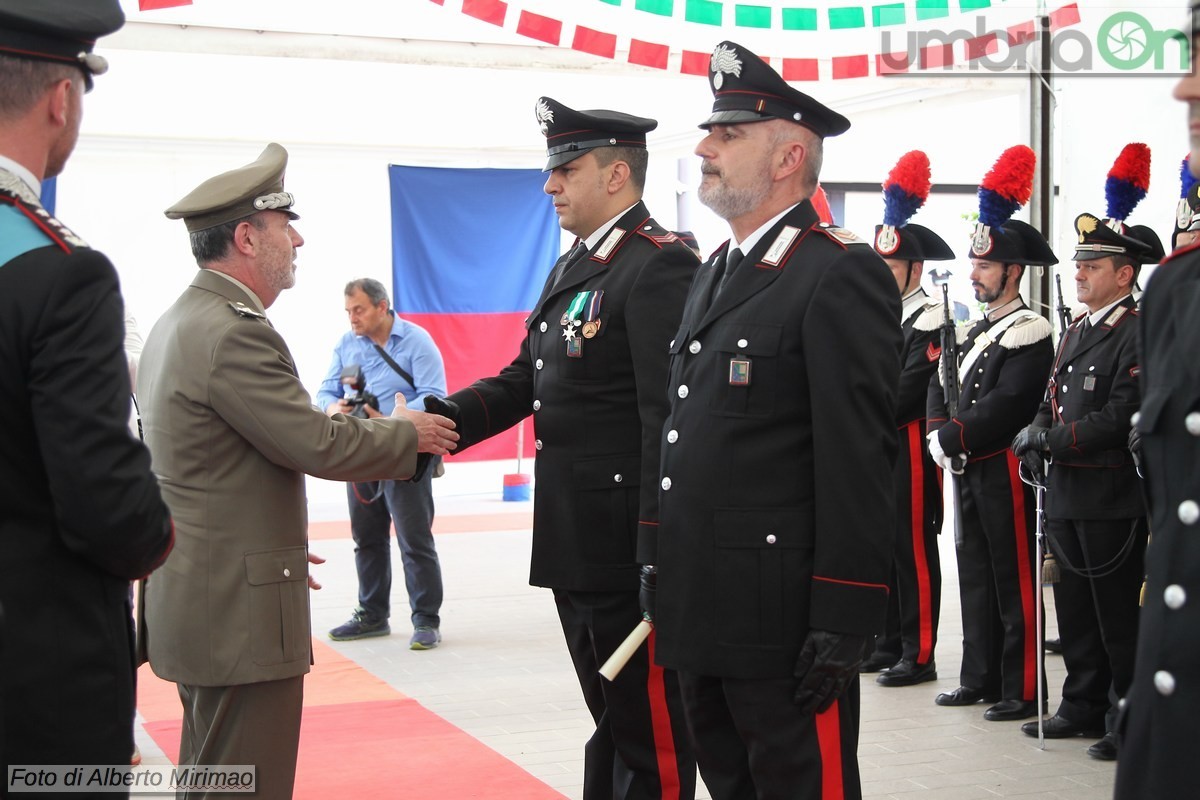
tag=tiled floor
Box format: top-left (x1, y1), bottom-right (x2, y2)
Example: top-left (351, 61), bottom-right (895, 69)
top-left (136, 469), bottom-right (1117, 799)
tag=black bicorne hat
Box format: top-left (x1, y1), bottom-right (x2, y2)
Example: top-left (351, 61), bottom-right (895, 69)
top-left (970, 219), bottom-right (1058, 267)
top-left (1125, 224), bottom-right (1166, 264)
top-left (873, 223), bottom-right (954, 262)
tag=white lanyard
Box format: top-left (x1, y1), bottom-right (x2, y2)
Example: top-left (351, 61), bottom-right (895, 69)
top-left (957, 309), bottom-right (1037, 385)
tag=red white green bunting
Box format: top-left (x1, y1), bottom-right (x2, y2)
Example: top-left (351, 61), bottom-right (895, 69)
top-left (432, 0), bottom-right (1082, 80)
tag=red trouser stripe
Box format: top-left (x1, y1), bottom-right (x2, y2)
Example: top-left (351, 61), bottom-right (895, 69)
top-left (816, 699), bottom-right (844, 800)
top-left (1006, 453), bottom-right (1037, 699)
top-left (645, 631), bottom-right (680, 800)
top-left (906, 422), bottom-right (934, 663)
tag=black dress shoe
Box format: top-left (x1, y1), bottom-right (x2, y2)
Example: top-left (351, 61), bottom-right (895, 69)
top-left (984, 699), bottom-right (1042, 721)
top-left (877, 659), bottom-right (937, 687)
top-left (1087, 732), bottom-right (1118, 761)
top-left (1044, 637), bottom-right (1063, 654)
top-left (860, 651), bottom-right (900, 673)
top-left (1020, 713), bottom-right (1105, 739)
top-left (935, 686), bottom-right (1000, 706)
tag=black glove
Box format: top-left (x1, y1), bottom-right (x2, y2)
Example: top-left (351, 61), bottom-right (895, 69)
top-left (1011, 425), bottom-right (1049, 483)
top-left (1128, 424), bottom-right (1143, 470)
top-left (1021, 450), bottom-right (1046, 484)
top-left (793, 630), bottom-right (869, 715)
top-left (638, 565), bottom-right (657, 622)
top-left (424, 395), bottom-right (463, 430)
top-left (403, 397), bottom-right (461, 483)
top-left (1010, 425), bottom-right (1048, 458)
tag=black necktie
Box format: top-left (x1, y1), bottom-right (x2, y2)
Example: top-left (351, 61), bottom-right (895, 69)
top-left (710, 248), bottom-right (743, 304)
top-left (553, 242), bottom-right (588, 285)
top-left (1063, 317), bottom-right (1090, 361)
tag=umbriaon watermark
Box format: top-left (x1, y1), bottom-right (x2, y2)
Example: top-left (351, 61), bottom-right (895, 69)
top-left (880, 10), bottom-right (1190, 77)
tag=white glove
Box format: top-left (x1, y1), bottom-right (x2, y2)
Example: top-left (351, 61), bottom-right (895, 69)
top-left (927, 431), bottom-right (954, 472)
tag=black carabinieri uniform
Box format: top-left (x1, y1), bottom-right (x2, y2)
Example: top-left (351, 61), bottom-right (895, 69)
top-left (655, 200), bottom-right (901, 799)
top-left (0, 169), bottom-right (173, 770)
top-left (1115, 243), bottom-right (1200, 799)
top-left (927, 299), bottom-right (1053, 703)
top-left (1034, 295), bottom-right (1146, 734)
top-left (448, 201), bottom-right (697, 800)
top-left (876, 293), bottom-right (945, 669)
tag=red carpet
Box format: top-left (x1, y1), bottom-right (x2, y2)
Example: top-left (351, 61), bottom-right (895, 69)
top-left (139, 641), bottom-right (564, 799)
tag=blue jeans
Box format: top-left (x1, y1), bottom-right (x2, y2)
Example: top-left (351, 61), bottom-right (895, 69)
top-left (346, 466), bottom-right (442, 628)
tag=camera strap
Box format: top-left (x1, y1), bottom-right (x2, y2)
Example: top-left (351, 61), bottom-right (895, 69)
top-left (373, 344), bottom-right (415, 389)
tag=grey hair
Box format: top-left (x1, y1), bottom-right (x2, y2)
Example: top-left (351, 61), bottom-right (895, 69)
top-left (769, 122), bottom-right (823, 195)
top-left (187, 215), bottom-right (266, 266)
top-left (344, 277), bottom-right (391, 309)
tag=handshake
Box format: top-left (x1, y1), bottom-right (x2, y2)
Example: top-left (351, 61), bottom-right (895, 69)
top-left (326, 393), bottom-right (461, 457)
top-left (403, 396), bottom-right (464, 482)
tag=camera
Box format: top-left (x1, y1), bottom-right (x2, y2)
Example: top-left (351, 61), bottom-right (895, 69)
top-left (339, 365), bottom-right (380, 419)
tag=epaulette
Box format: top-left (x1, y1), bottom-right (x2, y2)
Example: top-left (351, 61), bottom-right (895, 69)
top-left (635, 220), bottom-right (677, 249)
top-left (912, 301), bottom-right (944, 332)
top-left (956, 319), bottom-right (977, 344)
top-left (596, 213), bottom-right (682, 261)
top-left (0, 174), bottom-right (88, 255)
top-left (228, 301), bottom-right (267, 319)
top-left (814, 222), bottom-right (868, 248)
top-left (998, 313), bottom-right (1052, 349)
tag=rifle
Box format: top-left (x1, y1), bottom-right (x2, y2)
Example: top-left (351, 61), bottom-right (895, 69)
top-left (1054, 273), bottom-right (1072, 337)
top-left (938, 283), bottom-right (967, 549)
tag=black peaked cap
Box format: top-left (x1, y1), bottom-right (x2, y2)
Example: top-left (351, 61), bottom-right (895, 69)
top-left (700, 41), bottom-right (850, 138)
top-left (0, 0), bottom-right (124, 87)
top-left (1072, 213), bottom-right (1152, 262)
top-left (536, 96), bottom-right (657, 171)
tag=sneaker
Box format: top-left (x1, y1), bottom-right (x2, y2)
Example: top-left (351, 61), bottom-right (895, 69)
top-left (409, 626), bottom-right (441, 650)
top-left (329, 610), bottom-right (390, 641)
top-left (131, 745), bottom-right (142, 767)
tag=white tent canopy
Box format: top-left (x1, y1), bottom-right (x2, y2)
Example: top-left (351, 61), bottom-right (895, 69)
top-left (52, 1), bottom-right (1188, 506)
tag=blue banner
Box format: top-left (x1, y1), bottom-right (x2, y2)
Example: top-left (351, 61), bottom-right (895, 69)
top-left (40, 177), bottom-right (56, 215)
top-left (388, 165), bottom-right (558, 314)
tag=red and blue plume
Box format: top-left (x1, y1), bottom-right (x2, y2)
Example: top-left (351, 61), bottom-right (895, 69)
top-left (977, 145), bottom-right (1035, 228)
top-left (882, 150), bottom-right (931, 227)
top-left (1180, 155), bottom-right (1197, 200)
top-left (1105, 143), bottom-right (1151, 222)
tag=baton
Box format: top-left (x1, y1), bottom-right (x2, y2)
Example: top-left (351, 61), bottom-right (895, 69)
top-left (599, 620), bottom-right (653, 681)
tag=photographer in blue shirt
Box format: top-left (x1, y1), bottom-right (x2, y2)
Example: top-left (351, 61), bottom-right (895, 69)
top-left (317, 277), bottom-right (447, 649)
